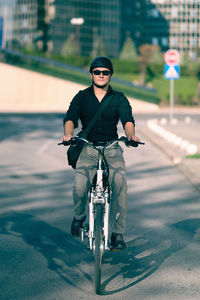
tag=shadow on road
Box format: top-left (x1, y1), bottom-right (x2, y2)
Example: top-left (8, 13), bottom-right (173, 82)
top-left (0, 211), bottom-right (199, 296)
top-left (101, 218), bottom-right (200, 295)
top-left (0, 212), bottom-right (93, 292)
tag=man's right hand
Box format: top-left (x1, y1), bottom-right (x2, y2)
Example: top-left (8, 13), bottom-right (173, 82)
top-left (61, 134), bottom-right (73, 142)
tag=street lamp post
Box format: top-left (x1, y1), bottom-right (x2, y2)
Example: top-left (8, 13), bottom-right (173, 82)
top-left (70, 17), bottom-right (84, 55)
top-left (1, 6), bottom-right (7, 48)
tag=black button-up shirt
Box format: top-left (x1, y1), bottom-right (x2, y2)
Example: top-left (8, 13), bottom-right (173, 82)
top-left (63, 85), bottom-right (135, 142)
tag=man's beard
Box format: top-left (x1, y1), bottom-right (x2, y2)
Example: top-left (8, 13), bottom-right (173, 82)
top-left (92, 79), bottom-right (109, 89)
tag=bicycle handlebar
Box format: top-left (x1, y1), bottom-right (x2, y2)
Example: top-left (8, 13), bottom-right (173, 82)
top-left (58, 136), bottom-right (145, 148)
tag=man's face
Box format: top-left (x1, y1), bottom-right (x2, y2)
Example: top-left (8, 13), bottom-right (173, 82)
top-left (91, 67), bottom-right (112, 88)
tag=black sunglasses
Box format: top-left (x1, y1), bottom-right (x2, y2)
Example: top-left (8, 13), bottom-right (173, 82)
top-left (92, 70), bottom-right (111, 76)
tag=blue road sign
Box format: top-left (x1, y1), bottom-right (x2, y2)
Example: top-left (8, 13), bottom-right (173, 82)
top-left (164, 64), bottom-right (180, 79)
top-left (0, 17), bottom-right (3, 47)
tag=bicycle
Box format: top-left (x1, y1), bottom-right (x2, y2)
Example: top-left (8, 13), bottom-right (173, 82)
top-left (58, 136), bottom-right (144, 294)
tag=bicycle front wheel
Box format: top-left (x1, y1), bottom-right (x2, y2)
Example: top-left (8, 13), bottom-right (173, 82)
top-left (94, 204), bottom-right (103, 294)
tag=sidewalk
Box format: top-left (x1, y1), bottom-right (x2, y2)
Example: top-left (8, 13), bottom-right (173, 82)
top-left (138, 116), bottom-right (200, 192)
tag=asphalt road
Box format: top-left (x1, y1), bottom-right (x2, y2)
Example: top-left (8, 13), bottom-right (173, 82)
top-left (0, 113), bottom-right (200, 300)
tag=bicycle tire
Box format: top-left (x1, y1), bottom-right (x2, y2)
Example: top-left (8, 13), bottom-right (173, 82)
top-left (94, 204), bottom-right (103, 294)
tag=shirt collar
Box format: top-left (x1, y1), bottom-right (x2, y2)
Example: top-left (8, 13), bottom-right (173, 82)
top-left (89, 85), bottom-right (113, 96)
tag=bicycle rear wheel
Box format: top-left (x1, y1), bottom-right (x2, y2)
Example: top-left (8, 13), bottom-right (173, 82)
top-left (94, 204), bottom-right (103, 294)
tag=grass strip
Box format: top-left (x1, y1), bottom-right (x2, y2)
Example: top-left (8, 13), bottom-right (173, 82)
top-left (185, 153), bottom-right (200, 159)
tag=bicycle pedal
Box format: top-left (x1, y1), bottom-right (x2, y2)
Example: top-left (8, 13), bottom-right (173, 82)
top-left (110, 247), bottom-right (120, 252)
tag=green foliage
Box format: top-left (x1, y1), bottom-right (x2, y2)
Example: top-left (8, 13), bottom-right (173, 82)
top-left (112, 59), bottom-right (140, 73)
top-left (61, 34), bottom-right (78, 56)
top-left (148, 63), bottom-right (163, 77)
top-left (24, 41), bottom-right (35, 52)
top-left (52, 54), bottom-right (91, 69)
top-left (6, 39), bottom-right (22, 50)
top-left (181, 53), bottom-right (194, 65)
top-left (150, 45), bottom-right (163, 64)
top-left (182, 62), bottom-right (199, 77)
top-left (91, 36), bottom-right (107, 58)
top-left (152, 76), bottom-right (198, 105)
top-left (185, 153), bottom-right (200, 159)
top-left (119, 37), bottom-right (138, 61)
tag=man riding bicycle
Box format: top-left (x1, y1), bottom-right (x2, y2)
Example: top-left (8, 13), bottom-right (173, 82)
top-left (62, 56), bottom-right (140, 250)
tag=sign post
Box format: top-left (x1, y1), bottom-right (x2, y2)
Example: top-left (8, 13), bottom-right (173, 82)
top-left (164, 49), bottom-right (180, 123)
top-left (170, 79), bottom-right (174, 123)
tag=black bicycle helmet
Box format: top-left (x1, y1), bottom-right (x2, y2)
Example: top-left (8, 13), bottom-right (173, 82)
top-left (89, 56), bottom-right (113, 74)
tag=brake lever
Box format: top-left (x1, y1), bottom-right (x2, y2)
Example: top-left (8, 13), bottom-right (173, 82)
top-left (127, 140), bottom-right (145, 147)
top-left (118, 136), bottom-right (145, 147)
top-left (58, 136), bottom-right (80, 146)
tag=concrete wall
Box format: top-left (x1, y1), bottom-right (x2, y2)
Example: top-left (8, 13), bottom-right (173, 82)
top-left (0, 62), bottom-right (86, 112)
top-left (0, 62), bottom-right (158, 113)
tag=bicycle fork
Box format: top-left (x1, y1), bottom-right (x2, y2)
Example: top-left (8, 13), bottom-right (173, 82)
top-left (88, 169), bottom-right (110, 252)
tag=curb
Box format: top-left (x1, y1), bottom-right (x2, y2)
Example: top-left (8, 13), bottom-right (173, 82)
top-left (147, 119), bottom-right (198, 156)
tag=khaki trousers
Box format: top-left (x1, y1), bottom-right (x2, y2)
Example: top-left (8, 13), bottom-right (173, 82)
top-left (73, 144), bottom-right (127, 233)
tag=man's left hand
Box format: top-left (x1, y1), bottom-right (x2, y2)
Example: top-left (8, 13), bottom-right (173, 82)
top-left (128, 135), bottom-right (141, 142)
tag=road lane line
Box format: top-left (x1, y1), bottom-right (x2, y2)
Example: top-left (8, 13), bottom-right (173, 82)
top-left (37, 139), bottom-right (53, 154)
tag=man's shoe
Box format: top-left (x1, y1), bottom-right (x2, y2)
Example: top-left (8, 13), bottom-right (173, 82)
top-left (110, 233), bottom-right (126, 250)
top-left (71, 216), bottom-right (86, 237)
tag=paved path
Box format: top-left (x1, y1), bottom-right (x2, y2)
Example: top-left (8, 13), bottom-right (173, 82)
top-left (0, 113), bottom-right (200, 299)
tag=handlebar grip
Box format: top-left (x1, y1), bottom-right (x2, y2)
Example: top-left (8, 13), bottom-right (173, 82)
top-left (126, 140), bottom-right (145, 147)
top-left (58, 137), bottom-right (79, 146)
top-left (58, 141), bottom-right (71, 146)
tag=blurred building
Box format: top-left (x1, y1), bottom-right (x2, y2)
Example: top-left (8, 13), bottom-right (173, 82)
top-left (49, 0), bottom-right (121, 57)
top-left (0, 0), bottom-right (199, 60)
top-left (147, 0), bottom-right (200, 60)
top-left (0, 0), bottom-right (53, 51)
top-left (0, 0), bottom-right (38, 49)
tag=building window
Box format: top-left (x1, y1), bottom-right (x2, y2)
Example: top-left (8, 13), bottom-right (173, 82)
top-left (151, 9), bottom-right (159, 18)
top-left (181, 23), bottom-right (187, 33)
top-left (172, 7), bottom-right (178, 18)
top-left (191, 38), bottom-right (197, 46)
top-left (152, 37), bottom-right (158, 45)
top-left (171, 37), bottom-right (177, 47)
top-left (190, 24), bottom-right (196, 33)
top-left (125, 7), bottom-right (132, 16)
top-left (190, 10), bottom-right (197, 18)
top-left (135, 31), bottom-right (140, 38)
top-left (161, 37), bottom-right (168, 46)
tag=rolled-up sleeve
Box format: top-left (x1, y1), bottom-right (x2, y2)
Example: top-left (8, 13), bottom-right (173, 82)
top-left (118, 93), bottom-right (135, 127)
top-left (63, 92), bottom-right (81, 128)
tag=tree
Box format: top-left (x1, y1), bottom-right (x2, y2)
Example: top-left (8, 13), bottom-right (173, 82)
top-left (181, 53), bottom-right (194, 65)
top-left (37, 0), bottom-right (49, 53)
top-left (91, 36), bottom-right (106, 58)
top-left (24, 41), bottom-right (35, 52)
top-left (119, 37), bottom-right (138, 61)
top-left (150, 45), bottom-right (163, 64)
top-left (138, 44), bottom-right (155, 85)
top-left (61, 34), bottom-right (78, 56)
